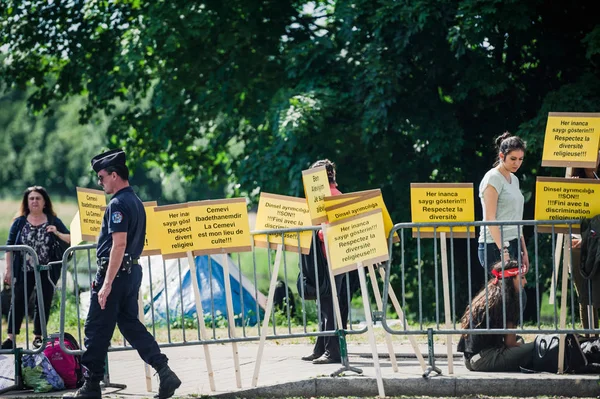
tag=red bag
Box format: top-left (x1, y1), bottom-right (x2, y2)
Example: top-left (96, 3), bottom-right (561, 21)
top-left (43, 333), bottom-right (83, 389)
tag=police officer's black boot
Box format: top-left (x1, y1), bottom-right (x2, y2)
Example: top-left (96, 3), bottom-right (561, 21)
top-left (155, 363), bottom-right (181, 399)
top-left (62, 379), bottom-right (101, 399)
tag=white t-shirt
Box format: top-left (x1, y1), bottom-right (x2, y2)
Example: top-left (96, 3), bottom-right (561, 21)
top-left (478, 168), bottom-right (524, 244)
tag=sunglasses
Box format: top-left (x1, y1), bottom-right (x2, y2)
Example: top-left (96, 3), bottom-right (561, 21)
top-left (97, 172), bottom-right (114, 184)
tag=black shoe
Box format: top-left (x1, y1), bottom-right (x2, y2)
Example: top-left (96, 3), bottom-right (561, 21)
top-left (301, 353), bottom-right (323, 361)
top-left (155, 364), bottom-right (181, 399)
top-left (312, 354), bottom-right (341, 364)
top-left (62, 380), bottom-right (101, 399)
top-left (33, 337), bottom-right (43, 348)
top-left (1, 338), bottom-right (13, 350)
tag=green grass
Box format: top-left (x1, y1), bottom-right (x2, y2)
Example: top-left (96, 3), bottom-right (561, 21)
top-left (237, 247), bottom-right (302, 294)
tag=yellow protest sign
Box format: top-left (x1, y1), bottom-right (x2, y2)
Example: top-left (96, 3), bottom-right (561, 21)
top-left (142, 201), bottom-right (161, 256)
top-left (534, 177), bottom-right (600, 233)
top-left (75, 187), bottom-right (106, 241)
top-left (189, 198), bottom-right (252, 255)
top-left (253, 193), bottom-right (312, 254)
top-left (326, 209), bottom-right (389, 275)
top-left (541, 112), bottom-right (600, 168)
top-left (302, 165), bottom-right (332, 224)
top-left (410, 183), bottom-right (475, 238)
top-left (324, 190), bottom-right (399, 243)
top-left (153, 204), bottom-right (195, 259)
top-left (323, 189), bottom-right (380, 208)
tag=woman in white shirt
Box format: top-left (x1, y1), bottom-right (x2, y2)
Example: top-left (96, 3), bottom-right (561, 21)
top-left (478, 132), bottom-right (529, 274)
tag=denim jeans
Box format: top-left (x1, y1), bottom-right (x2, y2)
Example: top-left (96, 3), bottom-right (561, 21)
top-left (478, 238), bottom-right (520, 273)
top-left (477, 238), bottom-right (527, 320)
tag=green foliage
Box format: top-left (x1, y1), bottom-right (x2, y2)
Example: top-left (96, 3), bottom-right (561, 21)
top-left (47, 289), bottom-right (81, 329)
top-left (2, 0), bottom-right (600, 320)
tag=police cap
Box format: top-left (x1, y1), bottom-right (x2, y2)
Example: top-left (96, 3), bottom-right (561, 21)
top-left (91, 149), bottom-right (126, 173)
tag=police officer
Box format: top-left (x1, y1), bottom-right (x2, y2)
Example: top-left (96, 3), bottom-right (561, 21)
top-left (65, 149), bottom-right (180, 399)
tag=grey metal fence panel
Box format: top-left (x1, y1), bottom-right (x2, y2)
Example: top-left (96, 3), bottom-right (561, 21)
top-left (56, 230), bottom-right (366, 357)
top-left (1, 245), bottom-right (48, 355)
top-left (0, 245), bottom-right (52, 394)
top-left (380, 219), bottom-right (598, 336)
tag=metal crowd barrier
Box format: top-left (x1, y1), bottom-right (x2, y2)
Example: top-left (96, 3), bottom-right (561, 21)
top-left (58, 230), bottom-right (365, 354)
top-left (0, 245), bottom-right (54, 394)
top-left (379, 219), bottom-right (596, 376)
top-left (1, 217), bottom-right (588, 392)
top-left (55, 230), bottom-right (368, 388)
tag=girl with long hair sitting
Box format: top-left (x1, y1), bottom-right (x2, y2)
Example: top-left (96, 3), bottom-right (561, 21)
top-left (457, 260), bottom-right (533, 371)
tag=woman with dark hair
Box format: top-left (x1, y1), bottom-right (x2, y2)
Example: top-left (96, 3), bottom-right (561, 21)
top-left (478, 132), bottom-right (529, 273)
top-left (2, 186), bottom-right (70, 349)
top-left (457, 260), bottom-right (533, 371)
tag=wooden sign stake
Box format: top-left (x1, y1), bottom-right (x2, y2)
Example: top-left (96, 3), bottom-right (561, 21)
top-left (549, 233), bottom-right (564, 305)
top-left (377, 267), bottom-right (427, 371)
top-left (366, 263), bottom-right (398, 372)
top-left (137, 295), bottom-right (152, 391)
top-left (357, 263), bottom-right (385, 397)
top-left (221, 252), bottom-right (243, 388)
top-left (186, 251), bottom-right (216, 391)
top-left (252, 244), bottom-right (283, 387)
top-left (439, 232), bottom-right (454, 374)
top-left (557, 243), bottom-right (572, 374)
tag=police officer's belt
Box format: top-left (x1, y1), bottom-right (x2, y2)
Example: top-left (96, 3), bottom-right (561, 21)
top-left (97, 254), bottom-right (139, 275)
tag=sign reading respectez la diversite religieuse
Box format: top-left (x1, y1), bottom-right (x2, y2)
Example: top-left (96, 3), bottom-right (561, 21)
top-left (326, 209), bottom-right (389, 275)
top-left (75, 187), bottom-right (106, 242)
top-left (142, 201), bottom-right (161, 256)
top-left (410, 183), bottom-right (475, 238)
top-left (253, 192), bottom-right (313, 254)
top-left (153, 204), bottom-right (195, 259)
top-left (302, 165), bottom-right (332, 225)
top-left (324, 190), bottom-right (399, 243)
top-left (188, 198), bottom-right (252, 255)
top-left (541, 112), bottom-right (600, 168)
top-left (534, 177), bottom-right (600, 233)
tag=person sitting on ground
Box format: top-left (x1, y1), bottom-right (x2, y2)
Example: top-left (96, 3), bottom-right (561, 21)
top-left (457, 260), bottom-right (533, 372)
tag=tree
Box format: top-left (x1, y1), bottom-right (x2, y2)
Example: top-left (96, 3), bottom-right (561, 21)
top-left (2, 0), bottom-right (599, 319)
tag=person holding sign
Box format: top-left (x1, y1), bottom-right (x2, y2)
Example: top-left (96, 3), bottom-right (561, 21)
top-left (570, 152), bottom-right (600, 179)
top-left (568, 155), bottom-right (600, 331)
top-left (2, 186), bottom-right (70, 350)
top-left (478, 132), bottom-right (529, 273)
top-left (65, 150), bottom-right (180, 399)
top-left (299, 159), bottom-right (358, 365)
top-left (457, 260), bottom-right (533, 372)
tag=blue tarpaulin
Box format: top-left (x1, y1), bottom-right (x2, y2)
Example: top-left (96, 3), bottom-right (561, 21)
top-left (146, 255), bottom-right (266, 326)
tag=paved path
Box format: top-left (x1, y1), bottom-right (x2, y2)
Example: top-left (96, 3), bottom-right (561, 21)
top-left (3, 342), bottom-right (600, 398)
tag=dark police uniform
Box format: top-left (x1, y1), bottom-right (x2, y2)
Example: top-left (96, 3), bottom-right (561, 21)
top-left (66, 149), bottom-right (179, 399)
top-left (81, 186), bottom-right (167, 381)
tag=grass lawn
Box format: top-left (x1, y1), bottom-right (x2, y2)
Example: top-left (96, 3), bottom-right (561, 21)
top-left (237, 248), bottom-right (302, 294)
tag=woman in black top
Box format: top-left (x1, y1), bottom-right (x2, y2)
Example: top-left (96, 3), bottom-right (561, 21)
top-left (3, 186), bottom-right (70, 349)
top-left (458, 260), bottom-right (533, 371)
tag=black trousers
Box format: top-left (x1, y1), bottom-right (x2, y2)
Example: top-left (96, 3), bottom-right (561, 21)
top-left (7, 269), bottom-right (59, 336)
top-left (312, 274), bottom-right (351, 360)
top-left (81, 264), bottom-right (167, 381)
